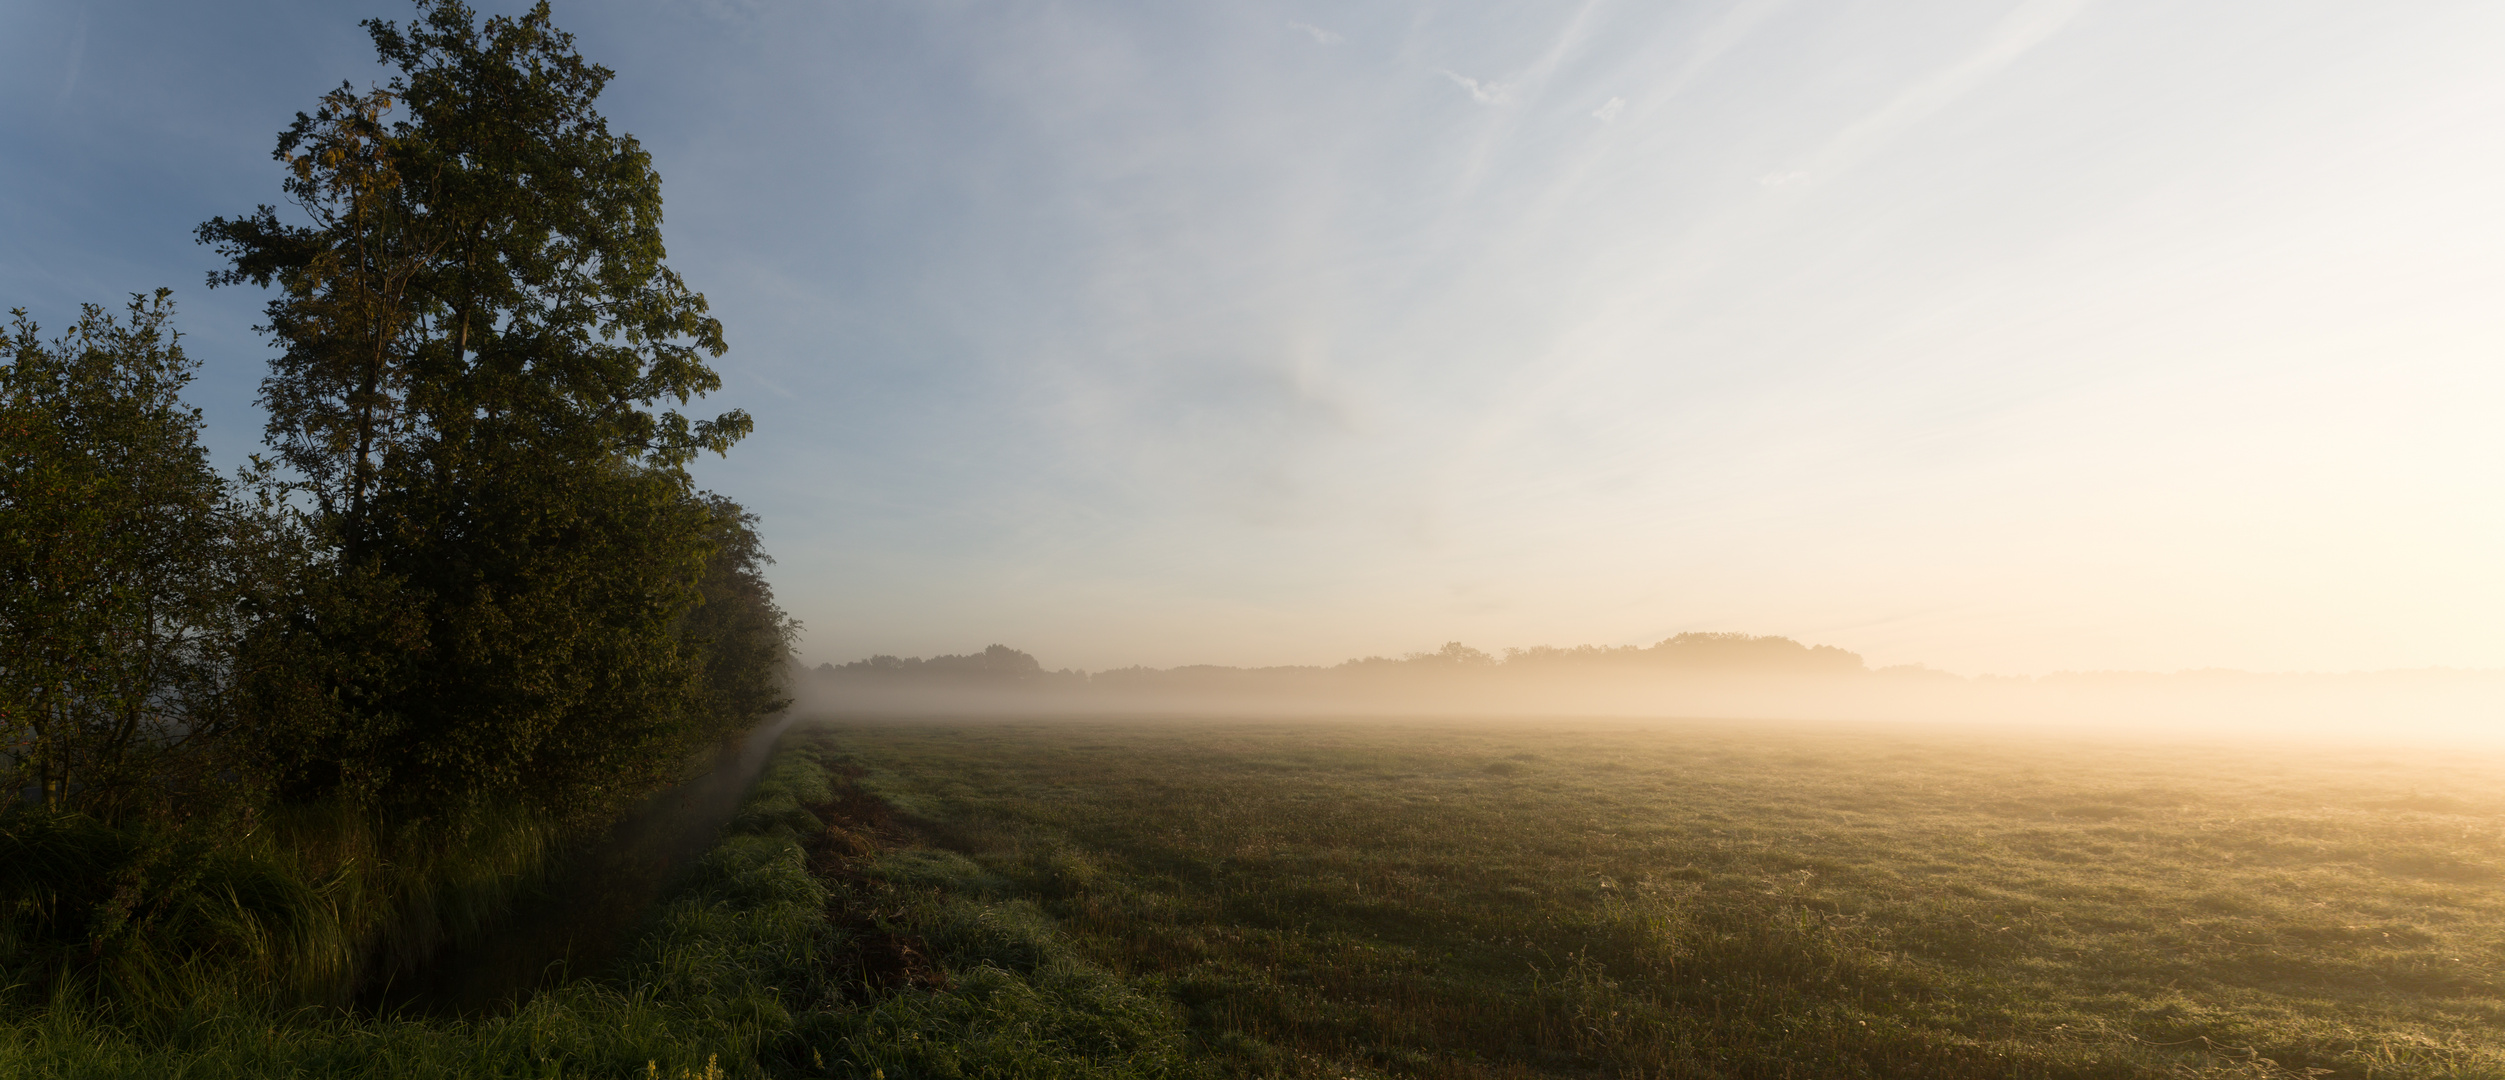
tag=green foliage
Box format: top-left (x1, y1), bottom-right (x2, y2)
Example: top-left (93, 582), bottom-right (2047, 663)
top-left (0, 811), bottom-right (340, 1011)
top-left (0, 293), bottom-right (260, 820)
top-left (683, 495), bottom-right (798, 750)
top-left (0, 802), bottom-right (564, 1015)
top-left (196, 0), bottom-right (769, 822)
top-left (0, 2), bottom-right (804, 1063)
top-left (0, 818), bottom-right (767, 1078)
top-left (196, 0), bottom-right (742, 517)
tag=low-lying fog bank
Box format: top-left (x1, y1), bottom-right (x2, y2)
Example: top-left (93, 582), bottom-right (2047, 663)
top-left (792, 634), bottom-right (2505, 746)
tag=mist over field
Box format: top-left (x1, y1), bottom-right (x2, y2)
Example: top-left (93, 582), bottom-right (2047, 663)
top-left (795, 634), bottom-right (2505, 746)
top-left (10, 0), bottom-right (2505, 1075)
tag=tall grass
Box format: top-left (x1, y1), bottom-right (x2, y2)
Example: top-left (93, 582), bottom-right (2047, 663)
top-left (0, 727), bottom-right (1209, 1078)
top-left (0, 811), bottom-right (343, 1015)
top-left (0, 757), bottom-right (823, 1076)
top-left (0, 801), bottom-right (562, 1019)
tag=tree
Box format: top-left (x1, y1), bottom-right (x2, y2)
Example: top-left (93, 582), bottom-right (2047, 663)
top-left (199, 0), bottom-right (757, 822)
top-left (0, 293), bottom-right (248, 821)
top-left (679, 495), bottom-right (798, 746)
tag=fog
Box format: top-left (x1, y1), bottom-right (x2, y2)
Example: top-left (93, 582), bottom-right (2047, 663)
top-left (789, 635), bottom-right (2505, 749)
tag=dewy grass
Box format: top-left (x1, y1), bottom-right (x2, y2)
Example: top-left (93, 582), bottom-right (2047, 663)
top-left (719, 731), bottom-right (1202, 1079)
top-left (794, 716), bottom-right (2505, 1080)
top-left (9, 716), bottom-right (2501, 1078)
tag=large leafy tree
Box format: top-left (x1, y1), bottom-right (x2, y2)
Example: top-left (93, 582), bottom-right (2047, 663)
top-left (0, 293), bottom-right (250, 821)
top-left (200, 0), bottom-right (764, 822)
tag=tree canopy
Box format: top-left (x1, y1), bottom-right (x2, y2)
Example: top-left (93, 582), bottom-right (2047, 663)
top-left (0, 1), bottom-right (795, 1017)
top-left (0, 293), bottom-right (248, 820)
top-left (195, 0), bottom-right (781, 823)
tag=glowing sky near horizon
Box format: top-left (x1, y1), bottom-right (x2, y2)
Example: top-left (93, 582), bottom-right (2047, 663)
top-left (5, 0), bottom-right (2503, 676)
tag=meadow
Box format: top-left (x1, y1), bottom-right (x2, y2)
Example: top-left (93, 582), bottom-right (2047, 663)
top-left (9, 714), bottom-right (2501, 1079)
top-left (811, 714), bottom-right (2505, 1078)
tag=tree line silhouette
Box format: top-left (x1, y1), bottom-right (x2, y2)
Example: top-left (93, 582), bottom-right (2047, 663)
top-left (816, 632), bottom-right (1867, 694)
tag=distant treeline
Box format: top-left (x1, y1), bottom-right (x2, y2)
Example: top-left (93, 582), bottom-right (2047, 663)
top-left (815, 632), bottom-right (1869, 692)
top-left (806, 636), bottom-right (2505, 734)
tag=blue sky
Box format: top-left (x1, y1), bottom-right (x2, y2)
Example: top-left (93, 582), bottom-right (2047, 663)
top-left (6, 0), bottom-right (2503, 675)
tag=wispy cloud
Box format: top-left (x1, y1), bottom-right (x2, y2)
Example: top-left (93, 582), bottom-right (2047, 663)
top-left (54, 15), bottom-right (86, 110)
top-left (1287, 21), bottom-right (1341, 45)
top-left (1440, 70), bottom-right (1514, 105)
top-left (1780, 0), bottom-right (2095, 184)
top-left (1592, 96), bottom-right (1626, 122)
top-left (1662, 0), bottom-right (1792, 102)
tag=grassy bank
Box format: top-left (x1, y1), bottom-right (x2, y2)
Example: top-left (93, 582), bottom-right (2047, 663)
top-left (0, 728), bottom-right (1200, 1078)
top-left (0, 791), bottom-right (790, 1076)
top-left (0, 803), bottom-right (566, 1014)
top-left (805, 716), bottom-right (2505, 1079)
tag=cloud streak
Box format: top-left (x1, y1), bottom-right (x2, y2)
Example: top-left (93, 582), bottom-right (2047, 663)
top-left (54, 15), bottom-right (84, 109)
top-left (1782, 0), bottom-right (2096, 184)
top-left (1287, 21), bottom-right (1341, 45)
top-left (1439, 69), bottom-right (1514, 105)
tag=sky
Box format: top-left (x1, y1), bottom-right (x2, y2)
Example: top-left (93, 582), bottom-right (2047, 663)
top-left (5, 0), bottom-right (2503, 677)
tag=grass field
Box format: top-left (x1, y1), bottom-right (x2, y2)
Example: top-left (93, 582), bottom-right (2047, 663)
top-left (809, 715), bottom-right (2505, 1079)
top-left (9, 715), bottom-right (2501, 1078)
